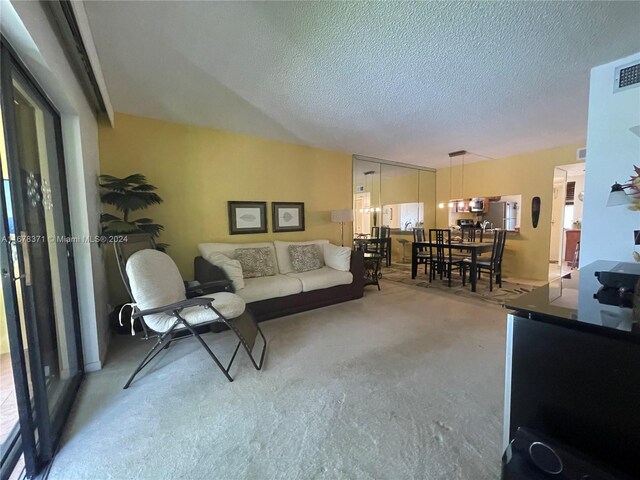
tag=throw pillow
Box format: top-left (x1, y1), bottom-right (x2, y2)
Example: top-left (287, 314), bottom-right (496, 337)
top-left (323, 243), bottom-right (352, 272)
top-left (202, 252), bottom-right (245, 290)
top-left (289, 244), bottom-right (324, 273)
top-left (235, 247), bottom-right (277, 278)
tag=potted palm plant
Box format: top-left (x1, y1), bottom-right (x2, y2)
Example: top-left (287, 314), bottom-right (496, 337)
top-left (99, 173), bottom-right (167, 249)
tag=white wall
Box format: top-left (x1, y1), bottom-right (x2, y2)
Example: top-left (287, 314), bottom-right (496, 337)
top-left (581, 52), bottom-right (640, 265)
top-left (1, 0), bottom-right (110, 370)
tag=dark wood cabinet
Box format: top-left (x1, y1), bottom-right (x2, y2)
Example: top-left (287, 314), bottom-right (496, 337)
top-left (564, 229), bottom-right (581, 266)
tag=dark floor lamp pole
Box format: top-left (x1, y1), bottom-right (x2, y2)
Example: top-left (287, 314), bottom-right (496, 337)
top-left (331, 209), bottom-right (354, 247)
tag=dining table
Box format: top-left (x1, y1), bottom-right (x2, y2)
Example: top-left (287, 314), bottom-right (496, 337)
top-left (411, 241), bottom-right (494, 292)
top-left (353, 237), bottom-right (392, 267)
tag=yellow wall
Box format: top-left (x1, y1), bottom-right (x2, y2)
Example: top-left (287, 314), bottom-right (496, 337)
top-left (100, 113), bottom-right (353, 304)
top-left (435, 144), bottom-right (584, 281)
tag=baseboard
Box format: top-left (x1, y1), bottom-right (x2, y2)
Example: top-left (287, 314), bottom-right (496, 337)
top-left (84, 359), bottom-right (103, 372)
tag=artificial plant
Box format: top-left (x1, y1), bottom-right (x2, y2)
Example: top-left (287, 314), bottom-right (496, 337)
top-left (99, 174), bottom-right (166, 248)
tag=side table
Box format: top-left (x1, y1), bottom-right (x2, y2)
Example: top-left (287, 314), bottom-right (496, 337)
top-left (363, 253), bottom-right (382, 290)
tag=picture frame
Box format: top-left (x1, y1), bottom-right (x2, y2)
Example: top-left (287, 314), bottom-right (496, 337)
top-left (272, 202), bottom-right (305, 232)
top-left (228, 201), bottom-right (268, 235)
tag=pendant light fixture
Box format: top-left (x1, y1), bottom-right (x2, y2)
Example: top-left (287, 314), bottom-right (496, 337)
top-left (448, 150), bottom-right (467, 210)
top-left (438, 154), bottom-right (454, 209)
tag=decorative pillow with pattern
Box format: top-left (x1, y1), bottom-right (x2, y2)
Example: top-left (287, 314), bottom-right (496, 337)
top-left (288, 244), bottom-right (325, 273)
top-left (234, 247), bottom-right (277, 278)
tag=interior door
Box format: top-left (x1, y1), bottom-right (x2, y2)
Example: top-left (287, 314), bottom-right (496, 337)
top-left (0, 40), bottom-right (83, 479)
top-left (549, 168), bottom-right (567, 278)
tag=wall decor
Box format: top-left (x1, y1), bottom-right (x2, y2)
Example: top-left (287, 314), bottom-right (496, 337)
top-left (228, 201), bottom-right (267, 235)
top-left (272, 202), bottom-right (305, 232)
top-left (531, 196), bottom-right (541, 228)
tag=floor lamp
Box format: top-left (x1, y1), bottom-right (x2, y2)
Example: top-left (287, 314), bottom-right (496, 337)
top-left (331, 209), bottom-right (354, 247)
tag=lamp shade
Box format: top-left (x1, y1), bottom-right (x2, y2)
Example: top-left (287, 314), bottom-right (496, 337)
top-left (331, 209), bottom-right (354, 222)
top-left (606, 182), bottom-right (631, 207)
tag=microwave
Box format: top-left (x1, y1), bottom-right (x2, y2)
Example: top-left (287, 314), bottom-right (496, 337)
top-left (470, 199), bottom-right (484, 212)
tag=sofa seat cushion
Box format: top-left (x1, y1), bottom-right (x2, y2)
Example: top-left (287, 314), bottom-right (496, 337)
top-left (286, 267), bottom-right (353, 293)
top-left (235, 274), bottom-right (303, 303)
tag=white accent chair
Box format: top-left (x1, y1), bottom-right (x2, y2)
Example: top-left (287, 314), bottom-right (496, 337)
top-left (117, 241), bottom-right (266, 389)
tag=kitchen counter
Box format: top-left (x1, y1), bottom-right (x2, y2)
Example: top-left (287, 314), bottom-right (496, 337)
top-left (502, 260), bottom-right (640, 477)
top-left (504, 260), bottom-right (638, 343)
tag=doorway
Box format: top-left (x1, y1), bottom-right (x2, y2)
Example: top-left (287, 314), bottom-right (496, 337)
top-left (549, 163), bottom-right (585, 279)
top-left (0, 40), bottom-right (83, 479)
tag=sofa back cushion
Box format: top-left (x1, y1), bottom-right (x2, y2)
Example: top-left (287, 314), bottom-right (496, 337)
top-left (274, 240), bottom-right (329, 274)
top-left (235, 247), bottom-right (277, 278)
top-left (199, 242), bottom-right (279, 273)
top-left (323, 243), bottom-right (352, 272)
top-left (201, 252), bottom-right (245, 290)
top-left (289, 244), bottom-right (325, 273)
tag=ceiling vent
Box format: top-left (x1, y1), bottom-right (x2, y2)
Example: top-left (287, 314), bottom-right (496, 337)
top-left (577, 147), bottom-right (587, 161)
top-left (614, 61), bottom-right (640, 93)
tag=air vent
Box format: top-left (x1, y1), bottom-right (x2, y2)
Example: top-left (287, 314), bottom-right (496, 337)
top-left (614, 61), bottom-right (640, 93)
top-left (577, 147), bottom-right (586, 161)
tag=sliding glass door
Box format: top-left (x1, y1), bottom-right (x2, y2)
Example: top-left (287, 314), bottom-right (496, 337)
top-left (0, 40), bottom-right (83, 479)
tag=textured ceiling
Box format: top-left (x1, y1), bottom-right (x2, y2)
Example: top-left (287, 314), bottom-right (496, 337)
top-left (84, 1), bottom-right (640, 168)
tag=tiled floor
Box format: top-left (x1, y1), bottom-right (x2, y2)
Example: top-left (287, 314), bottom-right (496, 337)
top-left (0, 352), bottom-right (19, 451)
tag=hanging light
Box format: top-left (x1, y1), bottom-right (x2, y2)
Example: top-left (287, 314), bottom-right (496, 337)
top-left (438, 202), bottom-right (445, 209)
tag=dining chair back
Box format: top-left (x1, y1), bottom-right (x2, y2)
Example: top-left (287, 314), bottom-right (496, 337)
top-left (411, 227), bottom-right (429, 274)
top-left (428, 229), bottom-right (463, 286)
top-left (371, 226), bottom-right (381, 238)
top-left (462, 229), bottom-right (507, 291)
top-left (461, 226), bottom-right (483, 243)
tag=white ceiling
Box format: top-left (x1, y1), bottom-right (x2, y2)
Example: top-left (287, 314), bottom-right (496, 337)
top-left (84, 1), bottom-right (640, 168)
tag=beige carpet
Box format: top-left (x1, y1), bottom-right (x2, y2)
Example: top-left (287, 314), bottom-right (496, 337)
top-left (383, 263), bottom-right (534, 306)
top-left (49, 281), bottom-right (506, 480)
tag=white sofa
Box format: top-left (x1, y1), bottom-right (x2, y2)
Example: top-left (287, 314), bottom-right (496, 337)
top-left (194, 240), bottom-right (365, 321)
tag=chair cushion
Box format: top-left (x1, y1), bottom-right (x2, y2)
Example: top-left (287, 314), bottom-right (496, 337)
top-left (274, 240), bottom-right (329, 274)
top-left (323, 243), bottom-right (351, 272)
top-left (126, 250), bottom-right (246, 333)
top-left (126, 249), bottom-right (186, 314)
top-left (235, 274), bottom-right (303, 303)
top-left (289, 244), bottom-right (325, 272)
top-left (144, 292), bottom-right (245, 333)
top-left (200, 251), bottom-right (245, 290)
top-left (235, 247), bottom-right (277, 278)
top-left (286, 267), bottom-right (353, 292)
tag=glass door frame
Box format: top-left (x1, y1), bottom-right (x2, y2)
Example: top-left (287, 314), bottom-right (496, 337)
top-left (0, 37), bottom-right (84, 479)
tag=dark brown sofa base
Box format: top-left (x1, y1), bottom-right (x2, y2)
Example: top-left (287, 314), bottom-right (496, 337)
top-left (194, 250), bottom-right (365, 327)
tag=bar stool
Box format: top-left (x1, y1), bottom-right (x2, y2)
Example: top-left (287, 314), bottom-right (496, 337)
top-left (396, 238), bottom-right (411, 263)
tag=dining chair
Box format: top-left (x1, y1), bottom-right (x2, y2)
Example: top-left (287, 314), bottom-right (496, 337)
top-left (413, 228), bottom-right (430, 274)
top-left (462, 230), bottom-right (507, 291)
top-left (366, 226), bottom-right (390, 266)
top-left (429, 229), bottom-right (464, 287)
top-left (460, 226), bottom-right (483, 243)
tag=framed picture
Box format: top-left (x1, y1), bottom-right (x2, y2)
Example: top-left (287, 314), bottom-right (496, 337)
top-left (228, 201), bottom-right (268, 235)
top-left (272, 202), bottom-right (305, 232)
